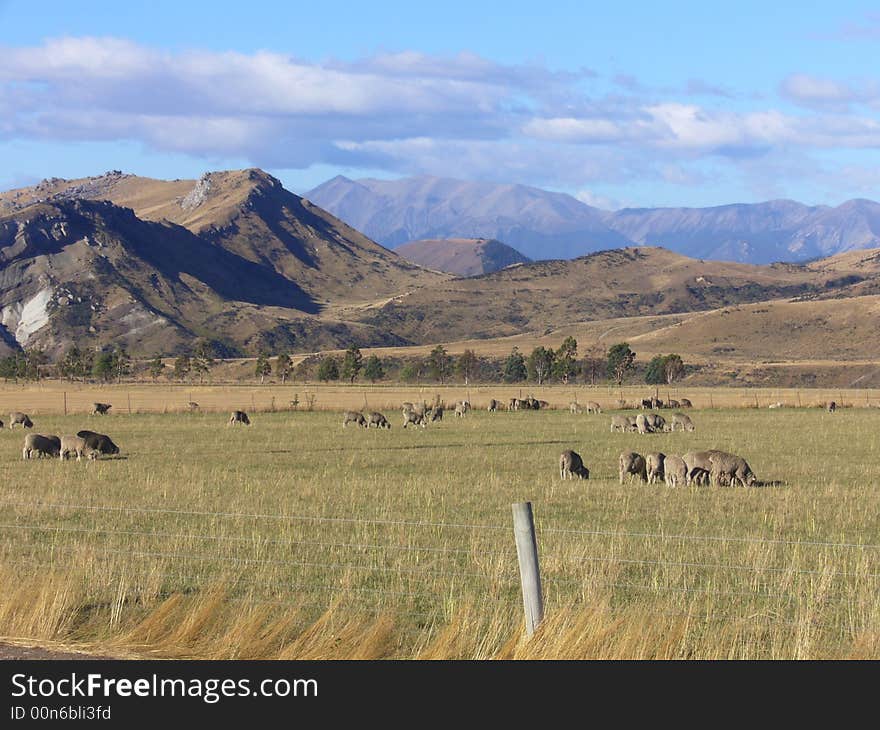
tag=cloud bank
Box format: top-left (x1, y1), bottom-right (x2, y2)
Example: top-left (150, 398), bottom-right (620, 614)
top-left (3, 36), bottom-right (880, 195)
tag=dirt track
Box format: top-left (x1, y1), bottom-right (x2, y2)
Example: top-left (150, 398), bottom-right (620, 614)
top-left (0, 643), bottom-right (119, 660)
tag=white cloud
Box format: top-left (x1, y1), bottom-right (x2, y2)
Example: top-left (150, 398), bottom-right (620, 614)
top-left (4, 36), bottom-right (880, 197)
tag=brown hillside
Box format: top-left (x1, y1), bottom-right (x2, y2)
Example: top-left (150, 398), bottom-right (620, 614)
top-left (394, 238), bottom-right (531, 276)
top-left (354, 246), bottom-right (870, 343)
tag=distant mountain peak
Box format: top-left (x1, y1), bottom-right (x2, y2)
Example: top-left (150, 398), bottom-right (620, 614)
top-left (305, 174), bottom-right (880, 265)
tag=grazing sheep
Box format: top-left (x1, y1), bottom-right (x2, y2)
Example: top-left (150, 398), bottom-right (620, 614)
top-left (768, 402), bottom-right (783, 409)
top-left (454, 400), bottom-right (470, 417)
top-left (682, 450), bottom-right (721, 486)
top-left (509, 398), bottom-right (519, 411)
top-left (9, 412), bottom-right (33, 429)
top-left (569, 401), bottom-right (581, 414)
top-left (646, 452), bottom-right (666, 484)
top-left (430, 406), bottom-right (444, 422)
top-left (91, 402), bottom-right (112, 416)
top-left (671, 412), bottom-right (696, 432)
top-left (651, 397), bottom-right (663, 409)
top-left (667, 399), bottom-right (680, 409)
top-left (663, 455), bottom-right (687, 487)
top-left (59, 435), bottom-right (98, 461)
top-left (708, 451), bottom-right (758, 487)
top-left (228, 410), bottom-right (250, 426)
top-left (402, 404), bottom-right (428, 428)
top-left (342, 411), bottom-right (367, 428)
top-left (366, 412), bottom-right (391, 429)
top-left (610, 414), bottom-right (633, 433)
top-left (827, 401), bottom-right (837, 413)
top-left (538, 399), bottom-right (550, 409)
top-left (619, 452), bottom-right (648, 484)
top-left (187, 401), bottom-right (200, 411)
top-left (635, 413), bottom-right (652, 434)
top-left (22, 434), bottom-right (61, 460)
top-left (678, 398), bottom-right (693, 408)
top-left (640, 399), bottom-right (653, 409)
top-left (76, 430), bottom-right (120, 456)
top-left (584, 401), bottom-right (602, 414)
top-left (645, 413), bottom-right (666, 431)
top-left (559, 450), bottom-right (590, 480)
top-left (488, 399), bottom-right (499, 412)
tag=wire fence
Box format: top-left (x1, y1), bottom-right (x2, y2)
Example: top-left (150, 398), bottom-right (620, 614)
top-left (0, 498), bottom-right (877, 638)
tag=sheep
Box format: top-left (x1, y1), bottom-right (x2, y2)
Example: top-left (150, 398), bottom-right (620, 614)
top-left (663, 455), bottom-right (688, 487)
top-left (76, 430), bottom-right (120, 457)
top-left (678, 398), bottom-right (693, 408)
top-left (569, 401), bottom-right (581, 414)
top-left (187, 401), bottom-right (200, 411)
top-left (91, 402), bottom-right (112, 416)
top-left (538, 399), bottom-right (550, 409)
top-left (367, 412), bottom-right (391, 429)
top-left (635, 413), bottom-right (652, 434)
top-left (827, 401), bottom-right (837, 413)
top-left (646, 452), bottom-right (666, 484)
top-left (768, 402), bottom-right (783, 409)
top-left (488, 399), bottom-right (499, 412)
top-left (402, 404), bottom-right (428, 428)
top-left (610, 414), bottom-right (633, 433)
top-left (670, 413), bottom-right (696, 432)
top-left (651, 397), bottom-right (663, 409)
top-left (509, 398), bottom-right (519, 411)
top-left (59, 435), bottom-right (98, 461)
top-left (645, 413), bottom-right (666, 431)
top-left (430, 406), bottom-right (444, 422)
top-left (559, 450), bottom-right (590, 480)
top-left (454, 400), bottom-right (470, 417)
top-left (682, 451), bottom-right (720, 486)
top-left (22, 434), bottom-right (60, 460)
top-left (342, 410), bottom-right (367, 428)
top-left (667, 399), bottom-right (680, 409)
top-left (707, 451), bottom-right (758, 487)
top-left (584, 401), bottom-right (602, 414)
top-left (9, 412), bottom-right (33, 430)
top-left (619, 452), bottom-right (648, 484)
top-left (228, 410), bottom-right (250, 426)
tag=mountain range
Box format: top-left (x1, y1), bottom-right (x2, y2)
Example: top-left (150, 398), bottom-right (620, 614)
top-left (305, 175), bottom-right (880, 265)
top-left (3, 168), bottom-right (880, 371)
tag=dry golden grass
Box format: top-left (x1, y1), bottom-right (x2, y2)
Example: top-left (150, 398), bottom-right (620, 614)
top-left (0, 394), bottom-right (877, 659)
top-left (1, 380), bottom-right (878, 415)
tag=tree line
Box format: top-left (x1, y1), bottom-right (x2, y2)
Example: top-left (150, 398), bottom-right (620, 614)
top-left (0, 339), bottom-right (686, 386)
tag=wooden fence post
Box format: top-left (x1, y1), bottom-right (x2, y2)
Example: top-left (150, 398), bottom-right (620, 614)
top-left (512, 501), bottom-right (544, 636)
top-left (63, 391), bottom-right (67, 416)
top-left (127, 393), bottom-right (132, 415)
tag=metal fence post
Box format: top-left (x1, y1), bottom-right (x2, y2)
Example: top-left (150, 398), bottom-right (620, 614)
top-left (512, 501), bottom-right (544, 636)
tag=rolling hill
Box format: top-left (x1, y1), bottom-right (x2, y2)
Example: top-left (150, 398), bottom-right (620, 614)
top-left (394, 238), bottom-right (531, 276)
top-left (349, 246), bottom-right (874, 344)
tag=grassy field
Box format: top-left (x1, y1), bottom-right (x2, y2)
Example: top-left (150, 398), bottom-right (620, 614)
top-left (0, 390), bottom-right (878, 659)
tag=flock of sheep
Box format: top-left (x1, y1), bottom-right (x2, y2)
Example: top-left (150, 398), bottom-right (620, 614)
top-left (12, 392), bottom-right (761, 486)
top-left (328, 392), bottom-right (760, 488)
top-left (15, 403), bottom-right (120, 461)
top-left (562, 396), bottom-right (758, 488)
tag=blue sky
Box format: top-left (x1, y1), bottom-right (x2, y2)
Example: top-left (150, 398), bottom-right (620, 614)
top-left (3, 0), bottom-right (880, 207)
